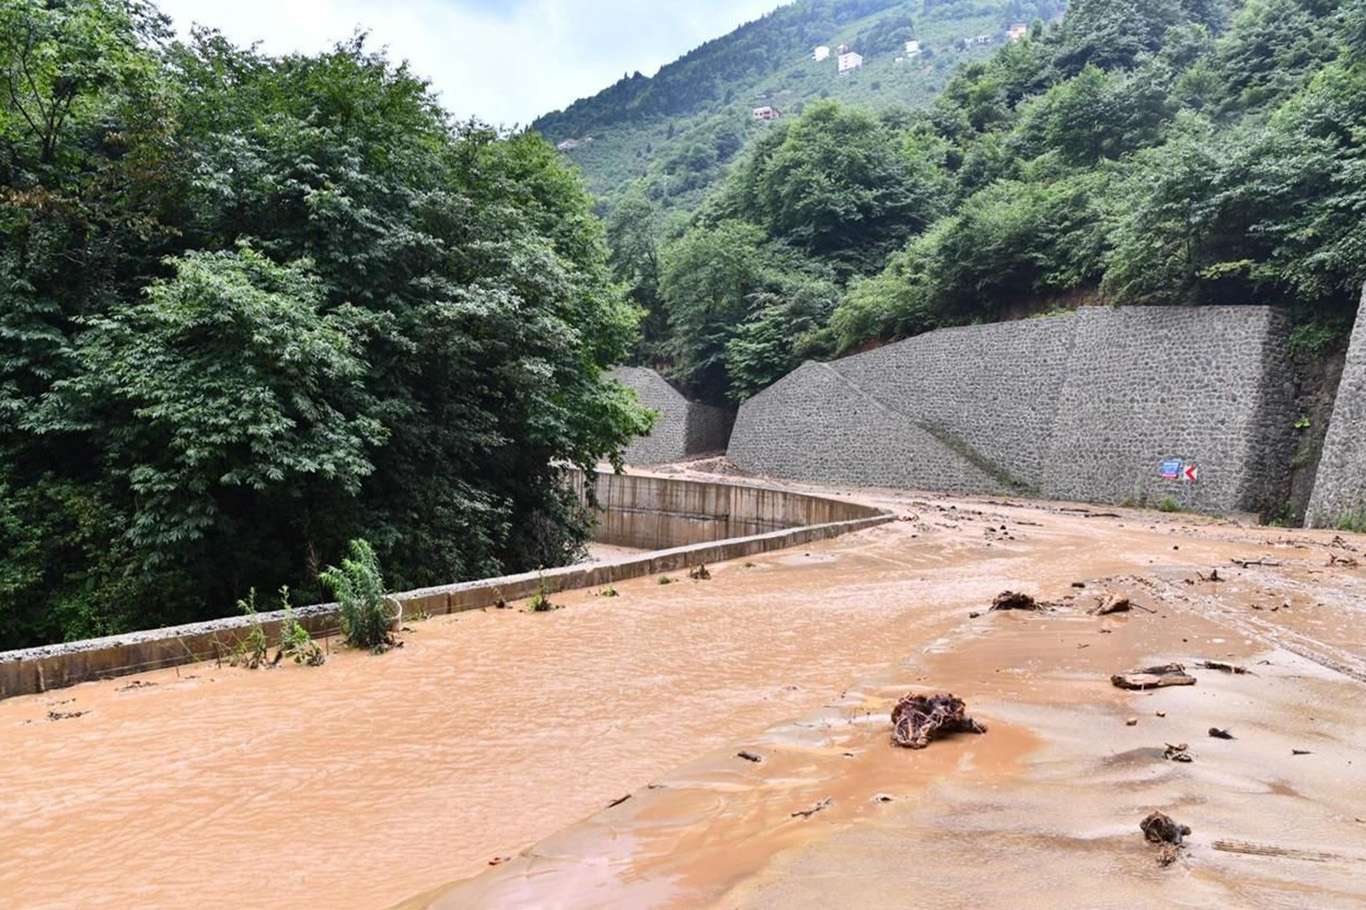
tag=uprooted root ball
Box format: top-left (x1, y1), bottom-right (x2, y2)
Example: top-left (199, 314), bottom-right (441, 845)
top-left (990, 590), bottom-right (1041, 611)
top-left (1141, 811), bottom-right (1192, 866)
top-left (891, 693), bottom-right (988, 749)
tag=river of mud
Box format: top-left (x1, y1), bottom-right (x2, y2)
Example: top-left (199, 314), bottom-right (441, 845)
top-left (3, 478), bottom-right (1365, 909)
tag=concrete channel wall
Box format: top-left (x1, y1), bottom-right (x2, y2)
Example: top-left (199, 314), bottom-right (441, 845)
top-left (0, 471), bottom-right (891, 699)
top-left (731, 306), bottom-right (1298, 515)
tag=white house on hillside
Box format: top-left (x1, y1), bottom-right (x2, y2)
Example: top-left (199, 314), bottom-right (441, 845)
top-left (812, 45), bottom-right (830, 61)
top-left (752, 106), bottom-right (781, 122)
top-left (905, 39), bottom-right (921, 55)
top-left (1008, 23), bottom-right (1028, 42)
top-left (837, 50), bottom-right (864, 73)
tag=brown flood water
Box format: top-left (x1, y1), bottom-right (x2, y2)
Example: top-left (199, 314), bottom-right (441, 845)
top-left (4, 481), bottom-right (1366, 909)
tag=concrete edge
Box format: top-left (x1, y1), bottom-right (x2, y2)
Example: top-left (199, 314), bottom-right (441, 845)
top-left (0, 491), bottom-right (893, 699)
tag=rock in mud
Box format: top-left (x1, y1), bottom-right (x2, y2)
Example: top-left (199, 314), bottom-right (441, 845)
top-left (1141, 810), bottom-right (1191, 866)
top-left (890, 693), bottom-right (987, 749)
top-left (1208, 727), bottom-right (1235, 740)
top-left (1111, 663), bottom-right (1197, 691)
top-left (688, 564), bottom-right (711, 581)
top-left (1163, 742), bottom-right (1193, 762)
top-left (990, 590), bottom-right (1040, 612)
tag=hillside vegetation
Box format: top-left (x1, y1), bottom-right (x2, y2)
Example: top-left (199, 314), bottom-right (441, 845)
top-left (534, 0), bottom-right (1063, 219)
top-left (0, 0), bottom-right (649, 648)
top-left (606, 0), bottom-right (1366, 405)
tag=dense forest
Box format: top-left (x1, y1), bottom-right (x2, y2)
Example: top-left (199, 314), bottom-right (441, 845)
top-left (604, 0), bottom-right (1366, 405)
top-left (0, 0), bottom-right (650, 648)
top-left (534, 0), bottom-right (1063, 218)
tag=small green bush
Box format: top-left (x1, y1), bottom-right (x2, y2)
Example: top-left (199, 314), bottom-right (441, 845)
top-left (232, 589), bottom-right (269, 669)
top-left (598, 585), bottom-right (619, 597)
top-left (277, 588), bottom-right (325, 666)
top-left (1335, 508), bottom-right (1366, 534)
top-left (320, 539), bottom-right (397, 652)
top-left (1158, 497), bottom-right (1183, 513)
top-left (658, 575), bottom-right (675, 585)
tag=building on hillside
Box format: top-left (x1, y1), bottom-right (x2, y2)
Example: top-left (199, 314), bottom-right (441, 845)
top-left (905, 39), bottom-right (921, 55)
top-left (836, 43), bottom-right (850, 54)
top-left (837, 50), bottom-right (864, 73)
top-left (812, 45), bottom-right (830, 61)
top-left (752, 106), bottom-right (782, 122)
top-left (555, 139), bottom-right (579, 152)
top-left (1007, 23), bottom-right (1028, 42)
top-left (974, 34), bottom-right (993, 45)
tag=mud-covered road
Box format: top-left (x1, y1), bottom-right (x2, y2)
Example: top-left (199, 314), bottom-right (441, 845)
top-left (3, 476), bottom-right (1365, 909)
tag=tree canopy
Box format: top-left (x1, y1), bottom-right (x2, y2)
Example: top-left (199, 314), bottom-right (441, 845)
top-left (0, 1), bottom-right (649, 648)
top-left (611, 0), bottom-right (1366, 405)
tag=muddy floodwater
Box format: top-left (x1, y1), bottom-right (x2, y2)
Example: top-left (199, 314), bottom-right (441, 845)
top-left (4, 476), bottom-right (1366, 909)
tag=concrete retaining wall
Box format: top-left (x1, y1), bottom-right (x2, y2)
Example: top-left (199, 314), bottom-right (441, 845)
top-left (731, 306), bottom-right (1298, 514)
top-left (611, 366), bottom-right (734, 464)
top-left (1307, 286), bottom-right (1366, 527)
top-left (0, 471), bottom-right (890, 699)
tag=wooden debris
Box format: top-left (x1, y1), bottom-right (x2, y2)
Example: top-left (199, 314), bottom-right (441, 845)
top-left (1212, 840), bottom-right (1340, 863)
top-left (1111, 664), bottom-right (1197, 691)
top-left (1232, 557), bottom-right (1281, 568)
top-left (791, 797), bottom-right (833, 819)
top-left (688, 564), bottom-right (711, 581)
top-left (737, 750), bottom-right (763, 763)
top-left (1091, 595), bottom-right (1132, 616)
top-left (1208, 727), bottom-right (1236, 740)
top-left (1198, 660), bottom-right (1250, 675)
top-left (1163, 742), bottom-right (1193, 762)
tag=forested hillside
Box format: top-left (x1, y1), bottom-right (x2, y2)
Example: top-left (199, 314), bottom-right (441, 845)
top-left (534, 0), bottom-right (1063, 218)
top-left (606, 0), bottom-right (1366, 406)
top-left (0, 0), bottom-right (649, 648)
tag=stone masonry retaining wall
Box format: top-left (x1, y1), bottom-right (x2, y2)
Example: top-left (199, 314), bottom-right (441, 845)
top-left (731, 306), bottom-right (1298, 514)
top-left (0, 471), bottom-right (890, 699)
top-left (1307, 286), bottom-right (1366, 527)
top-left (611, 366), bottom-right (734, 465)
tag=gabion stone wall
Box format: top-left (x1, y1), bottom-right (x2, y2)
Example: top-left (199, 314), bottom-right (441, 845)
top-left (610, 367), bottom-right (734, 465)
top-left (726, 361), bottom-right (1006, 493)
top-left (730, 306), bottom-right (1299, 515)
top-left (1307, 286), bottom-right (1366, 528)
top-left (1040, 306), bottom-right (1296, 512)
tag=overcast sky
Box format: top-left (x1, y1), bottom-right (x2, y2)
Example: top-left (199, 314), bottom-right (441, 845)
top-left (155, 0), bottom-right (787, 126)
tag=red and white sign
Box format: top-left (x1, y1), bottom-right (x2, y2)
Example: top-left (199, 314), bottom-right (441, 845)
top-left (1183, 463), bottom-right (1198, 483)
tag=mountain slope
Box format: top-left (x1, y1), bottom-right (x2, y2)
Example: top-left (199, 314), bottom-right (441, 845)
top-left (532, 0), bottom-right (1064, 214)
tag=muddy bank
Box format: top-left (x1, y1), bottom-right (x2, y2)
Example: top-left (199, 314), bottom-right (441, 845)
top-left (3, 480), bottom-right (1365, 909)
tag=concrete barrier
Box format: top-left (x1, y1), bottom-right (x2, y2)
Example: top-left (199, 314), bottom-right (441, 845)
top-left (0, 470), bottom-right (891, 699)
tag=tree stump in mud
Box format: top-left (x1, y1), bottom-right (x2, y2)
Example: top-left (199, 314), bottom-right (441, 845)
top-left (890, 693), bottom-right (987, 749)
top-left (1141, 810), bottom-right (1191, 866)
top-left (990, 590), bottom-right (1040, 611)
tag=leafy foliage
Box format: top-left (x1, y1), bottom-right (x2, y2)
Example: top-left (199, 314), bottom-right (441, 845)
top-left (606, 0), bottom-right (1365, 405)
top-left (0, 2), bottom-right (649, 649)
top-left (319, 539), bottom-right (394, 652)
